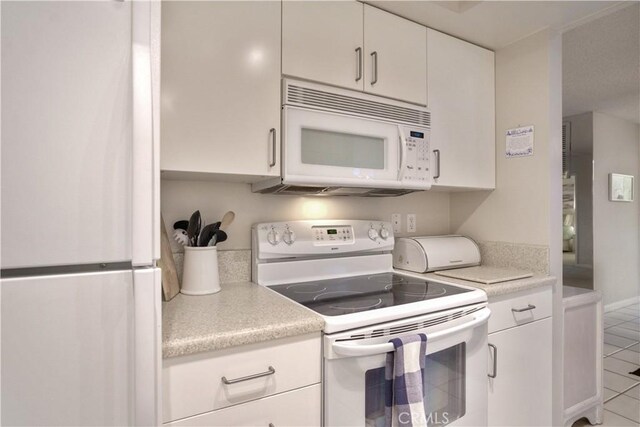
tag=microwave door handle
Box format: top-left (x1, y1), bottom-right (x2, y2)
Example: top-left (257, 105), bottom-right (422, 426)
top-left (331, 308), bottom-right (490, 358)
top-left (398, 126), bottom-right (408, 180)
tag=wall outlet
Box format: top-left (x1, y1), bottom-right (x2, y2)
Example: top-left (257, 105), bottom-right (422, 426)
top-left (391, 214), bottom-right (401, 233)
top-left (407, 214), bottom-right (416, 233)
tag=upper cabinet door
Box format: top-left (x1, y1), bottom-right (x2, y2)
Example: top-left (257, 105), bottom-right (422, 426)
top-left (427, 29), bottom-right (495, 190)
top-left (161, 2), bottom-right (281, 178)
top-left (363, 5), bottom-right (427, 106)
top-left (282, 1), bottom-right (364, 91)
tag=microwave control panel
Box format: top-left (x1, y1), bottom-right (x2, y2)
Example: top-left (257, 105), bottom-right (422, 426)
top-left (403, 129), bottom-right (430, 183)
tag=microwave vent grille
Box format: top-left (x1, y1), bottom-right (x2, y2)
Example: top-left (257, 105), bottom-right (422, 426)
top-left (286, 84), bottom-right (431, 128)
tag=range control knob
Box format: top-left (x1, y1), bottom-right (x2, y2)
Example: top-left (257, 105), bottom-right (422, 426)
top-left (267, 228), bottom-right (280, 246)
top-left (283, 228), bottom-right (296, 245)
top-left (379, 226), bottom-right (390, 240)
top-left (368, 228), bottom-right (379, 241)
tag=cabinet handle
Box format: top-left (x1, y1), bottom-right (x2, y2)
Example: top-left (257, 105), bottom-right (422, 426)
top-left (370, 51), bottom-right (378, 85)
top-left (433, 149), bottom-right (441, 179)
top-left (269, 424), bottom-right (275, 427)
top-left (221, 366), bottom-right (276, 385)
top-left (511, 304), bottom-right (536, 313)
top-left (269, 128), bottom-right (276, 168)
top-left (355, 47), bottom-right (363, 82)
top-left (488, 344), bottom-right (497, 378)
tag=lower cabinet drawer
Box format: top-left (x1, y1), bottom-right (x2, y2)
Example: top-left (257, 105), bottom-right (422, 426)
top-left (166, 384), bottom-right (322, 426)
top-left (488, 285), bottom-right (552, 334)
top-left (163, 333), bottom-right (321, 423)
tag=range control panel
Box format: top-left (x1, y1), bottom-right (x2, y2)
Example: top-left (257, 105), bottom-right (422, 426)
top-left (253, 220), bottom-right (394, 260)
top-left (313, 225), bottom-right (353, 245)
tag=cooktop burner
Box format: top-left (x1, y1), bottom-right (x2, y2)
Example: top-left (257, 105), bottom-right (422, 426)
top-left (269, 272), bottom-right (472, 316)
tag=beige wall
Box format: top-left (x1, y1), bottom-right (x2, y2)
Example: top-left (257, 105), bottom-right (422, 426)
top-left (161, 179), bottom-right (451, 250)
top-left (592, 112), bottom-right (640, 307)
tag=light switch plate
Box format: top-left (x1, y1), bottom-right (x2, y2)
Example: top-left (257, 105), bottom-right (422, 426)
top-left (391, 214), bottom-right (401, 233)
top-left (407, 214), bottom-right (416, 233)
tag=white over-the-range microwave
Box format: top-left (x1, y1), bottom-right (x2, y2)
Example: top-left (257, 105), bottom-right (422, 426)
top-left (252, 79), bottom-right (434, 197)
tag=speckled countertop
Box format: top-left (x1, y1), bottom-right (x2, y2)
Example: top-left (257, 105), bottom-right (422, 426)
top-left (162, 281), bottom-right (324, 359)
top-left (421, 270), bottom-right (556, 298)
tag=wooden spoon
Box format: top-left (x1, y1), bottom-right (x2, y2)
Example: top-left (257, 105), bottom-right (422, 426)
top-left (220, 211), bottom-right (235, 230)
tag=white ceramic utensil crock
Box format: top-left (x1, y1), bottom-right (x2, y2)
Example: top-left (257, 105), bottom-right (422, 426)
top-left (181, 246), bottom-right (221, 295)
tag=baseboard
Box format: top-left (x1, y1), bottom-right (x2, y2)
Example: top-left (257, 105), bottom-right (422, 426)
top-left (604, 295), bottom-right (640, 312)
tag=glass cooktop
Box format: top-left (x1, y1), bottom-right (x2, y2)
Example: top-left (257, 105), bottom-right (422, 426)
top-left (269, 272), bottom-right (472, 316)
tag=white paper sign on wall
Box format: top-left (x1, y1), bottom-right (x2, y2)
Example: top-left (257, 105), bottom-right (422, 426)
top-left (506, 125), bottom-right (534, 158)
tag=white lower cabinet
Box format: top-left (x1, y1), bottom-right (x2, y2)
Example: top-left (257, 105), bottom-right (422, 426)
top-left (487, 287), bottom-right (553, 426)
top-left (163, 333), bottom-right (321, 425)
top-left (167, 384), bottom-right (321, 427)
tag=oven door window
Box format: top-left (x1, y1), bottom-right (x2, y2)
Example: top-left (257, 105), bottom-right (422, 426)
top-left (365, 343), bottom-right (466, 426)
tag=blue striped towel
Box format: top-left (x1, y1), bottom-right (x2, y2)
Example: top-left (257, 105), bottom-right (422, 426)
top-left (385, 334), bottom-right (428, 427)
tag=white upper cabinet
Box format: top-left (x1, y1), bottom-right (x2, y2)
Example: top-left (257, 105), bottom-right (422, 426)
top-left (427, 29), bottom-right (495, 190)
top-left (282, 2), bottom-right (427, 106)
top-left (161, 2), bottom-right (281, 179)
top-left (364, 5), bottom-right (427, 106)
top-left (282, 1), bottom-right (364, 91)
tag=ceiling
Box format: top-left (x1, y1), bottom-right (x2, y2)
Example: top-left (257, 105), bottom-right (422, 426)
top-left (563, 2), bottom-right (640, 124)
top-left (366, 1), bottom-right (628, 50)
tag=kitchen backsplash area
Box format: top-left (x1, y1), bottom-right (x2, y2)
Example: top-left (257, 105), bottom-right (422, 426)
top-left (169, 242), bottom-right (549, 285)
top-left (477, 241), bottom-right (550, 274)
top-left (161, 178), bottom-right (452, 250)
top-left (163, 179), bottom-right (549, 284)
top-left (171, 249), bottom-right (251, 285)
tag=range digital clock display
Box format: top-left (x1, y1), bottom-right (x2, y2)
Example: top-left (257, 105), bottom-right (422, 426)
top-left (327, 229), bottom-right (338, 235)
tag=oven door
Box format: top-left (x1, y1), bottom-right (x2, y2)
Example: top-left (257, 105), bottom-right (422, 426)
top-left (283, 106), bottom-right (404, 188)
top-left (324, 304), bottom-right (490, 427)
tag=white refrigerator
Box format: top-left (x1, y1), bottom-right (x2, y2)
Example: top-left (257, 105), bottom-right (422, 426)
top-left (1, 1), bottom-right (161, 425)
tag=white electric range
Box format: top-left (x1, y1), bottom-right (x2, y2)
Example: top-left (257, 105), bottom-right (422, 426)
top-left (252, 220), bottom-right (490, 426)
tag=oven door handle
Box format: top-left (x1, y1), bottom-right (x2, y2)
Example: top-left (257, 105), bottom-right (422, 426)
top-left (331, 308), bottom-right (490, 358)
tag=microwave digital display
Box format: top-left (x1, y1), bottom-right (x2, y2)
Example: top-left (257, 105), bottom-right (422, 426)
top-left (327, 229), bottom-right (338, 235)
top-left (410, 131), bottom-right (424, 139)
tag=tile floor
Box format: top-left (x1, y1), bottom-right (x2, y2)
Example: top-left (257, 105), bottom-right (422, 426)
top-left (573, 302), bottom-right (640, 427)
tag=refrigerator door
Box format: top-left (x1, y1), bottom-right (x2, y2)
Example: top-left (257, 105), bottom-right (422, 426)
top-left (1, 271), bottom-right (135, 425)
top-left (1, 1), bottom-right (133, 268)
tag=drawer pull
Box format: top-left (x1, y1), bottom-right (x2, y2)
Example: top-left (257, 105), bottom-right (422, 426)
top-left (221, 366), bottom-right (276, 385)
top-left (511, 304), bottom-right (536, 313)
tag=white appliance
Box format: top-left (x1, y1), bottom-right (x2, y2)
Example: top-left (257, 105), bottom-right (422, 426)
top-left (252, 79), bottom-right (432, 197)
top-left (1, 2), bottom-right (161, 425)
top-left (252, 220), bottom-right (489, 426)
top-left (393, 235), bottom-right (481, 273)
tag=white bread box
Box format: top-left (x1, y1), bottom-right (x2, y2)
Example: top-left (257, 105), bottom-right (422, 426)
top-left (393, 235), bottom-right (480, 273)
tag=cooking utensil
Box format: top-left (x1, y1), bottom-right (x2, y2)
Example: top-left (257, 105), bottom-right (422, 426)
top-left (209, 229), bottom-right (228, 246)
top-left (220, 211), bottom-right (235, 230)
top-left (173, 220), bottom-right (189, 231)
top-left (198, 223), bottom-right (217, 247)
top-left (173, 229), bottom-right (189, 246)
top-left (186, 210), bottom-right (201, 246)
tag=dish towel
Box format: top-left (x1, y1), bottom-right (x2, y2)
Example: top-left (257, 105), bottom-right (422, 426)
top-left (385, 334), bottom-right (428, 427)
